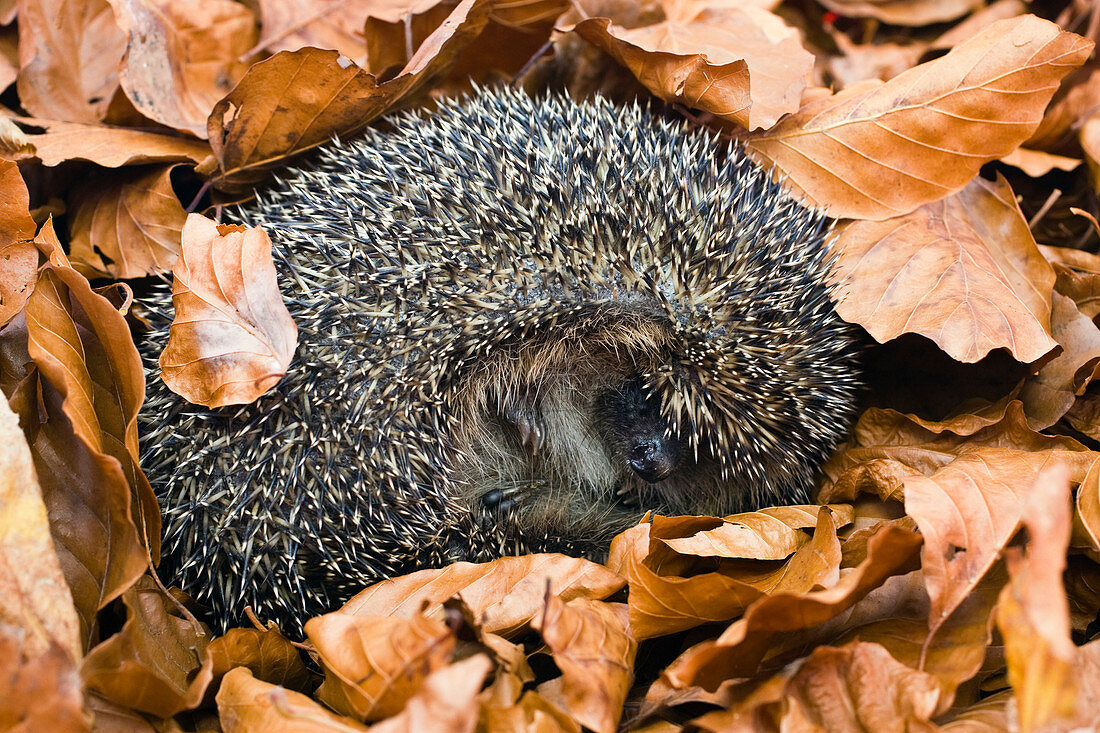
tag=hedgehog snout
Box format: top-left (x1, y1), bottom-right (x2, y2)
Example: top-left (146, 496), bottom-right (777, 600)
top-left (628, 435), bottom-right (681, 483)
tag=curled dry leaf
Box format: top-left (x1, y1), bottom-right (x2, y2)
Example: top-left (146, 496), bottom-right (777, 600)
top-left (689, 642), bottom-right (944, 732)
top-left (0, 624), bottom-right (88, 732)
top-left (999, 147), bottom-right (1080, 178)
top-left (0, 392), bottom-right (81, 662)
top-left (305, 612), bottom-right (454, 722)
top-left (16, 0), bottom-right (125, 123)
top-left (204, 627), bottom-right (311, 693)
top-left (1041, 244), bottom-right (1100, 319)
top-left (337, 553), bottom-right (625, 638)
top-left (0, 160), bottom-right (38, 328)
top-left (367, 654), bottom-right (492, 733)
top-left (67, 165), bottom-right (187, 279)
top-left (16, 117), bottom-right (213, 168)
top-left (654, 504), bottom-right (854, 560)
top-left (81, 575), bottom-right (213, 719)
top-left (817, 0), bottom-right (982, 25)
top-left (831, 175), bottom-right (1058, 364)
top-left (747, 15), bottom-right (1092, 220)
top-left (568, 2), bottom-right (812, 130)
top-left (906, 448), bottom-right (1098, 638)
top-left (996, 465), bottom-right (1076, 730)
top-left (159, 214), bottom-right (298, 408)
top-left (659, 520), bottom-right (922, 692)
top-left (609, 508), bottom-right (843, 640)
top-left (217, 667), bottom-right (370, 733)
top-left (1020, 292), bottom-right (1100, 429)
top-left (532, 599), bottom-right (636, 733)
top-left (111, 0), bottom-right (258, 138)
top-left (209, 0), bottom-right (494, 193)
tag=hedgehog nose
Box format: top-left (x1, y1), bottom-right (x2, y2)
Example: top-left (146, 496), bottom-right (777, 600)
top-left (629, 440), bottom-right (676, 483)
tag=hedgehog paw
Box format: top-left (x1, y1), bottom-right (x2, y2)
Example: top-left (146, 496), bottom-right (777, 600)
top-left (504, 400), bottom-right (544, 454)
top-left (481, 487), bottom-right (518, 514)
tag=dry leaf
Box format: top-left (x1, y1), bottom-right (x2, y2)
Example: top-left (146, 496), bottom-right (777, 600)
top-left (111, 0), bottom-right (258, 138)
top-left (999, 147), bottom-right (1081, 177)
top-left (16, 0), bottom-right (125, 123)
top-left (209, 0), bottom-right (493, 192)
top-left (533, 599), bottom-right (636, 733)
top-left (569, 2), bottom-right (812, 130)
top-left (1020, 292), bottom-right (1100, 429)
top-left (831, 175), bottom-right (1057, 364)
top-left (367, 654), bottom-right (491, 733)
top-left (81, 575), bottom-right (213, 719)
top-left (67, 165), bottom-right (186, 279)
top-left (747, 15), bottom-right (1092, 220)
top-left (660, 520), bottom-right (921, 692)
top-left (337, 553), bottom-right (625, 638)
top-left (0, 625), bottom-right (88, 732)
top-left (1042, 244), bottom-right (1100, 319)
top-left (305, 611), bottom-right (453, 721)
top-left (159, 214), bottom-right (298, 408)
top-left (655, 505), bottom-right (853, 560)
top-left (255, 0), bottom-right (380, 64)
top-left (0, 160), bottom-right (38, 327)
top-left (0, 392), bottom-right (81, 662)
top-left (217, 667), bottom-right (370, 733)
top-left (205, 627), bottom-right (311, 694)
top-left (817, 0), bottom-right (982, 25)
top-left (609, 508), bottom-right (843, 640)
top-left (16, 116), bottom-right (213, 168)
top-left (996, 465), bottom-right (1076, 730)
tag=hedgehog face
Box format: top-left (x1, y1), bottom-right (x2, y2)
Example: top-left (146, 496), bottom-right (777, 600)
top-left (595, 374), bottom-right (684, 484)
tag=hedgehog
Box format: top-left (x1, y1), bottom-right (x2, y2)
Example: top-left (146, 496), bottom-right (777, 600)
top-left (139, 86), bottom-right (861, 632)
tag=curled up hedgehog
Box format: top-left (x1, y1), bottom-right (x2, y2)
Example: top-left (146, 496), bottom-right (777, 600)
top-left (139, 86), bottom-right (861, 631)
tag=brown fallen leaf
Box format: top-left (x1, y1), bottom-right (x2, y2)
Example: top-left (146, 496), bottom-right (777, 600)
top-left (657, 519), bottom-right (921, 693)
top-left (159, 214), bottom-right (298, 408)
top-left (1027, 66), bottom-right (1100, 154)
top-left (653, 504), bottom-right (854, 561)
top-left (15, 116), bottom-right (213, 168)
top-left (609, 508), bottom-right (843, 640)
top-left (305, 611), bottom-right (454, 722)
top-left (689, 641), bottom-right (945, 732)
top-left (0, 160), bottom-right (38, 328)
top-left (817, 0), bottom-right (982, 25)
top-left (336, 553), bottom-right (625, 638)
top-left (255, 0), bottom-right (380, 64)
top-left (0, 391), bottom-right (81, 663)
top-left (568, 1), bottom-right (812, 130)
top-left (111, 0), bottom-right (258, 138)
top-left (81, 575), bottom-right (213, 719)
top-left (997, 464), bottom-right (1076, 730)
top-left (0, 625), bottom-right (88, 732)
top-left (1020, 292), bottom-right (1100, 429)
top-left (17, 0), bottom-right (126, 123)
top-left (999, 147), bottom-right (1081, 178)
top-left (217, 667), bottom-right (370, 733)
top-left (831, 174), bottom-right (1058, 365)
top-left (204, 627), bottom-right (312, 695)
top-left (747, 15), bottom-right (1092, 220)
top-left (209, 0), bottom-right (494, 192)
top-left (1041, 244), bottom-right (1100, 319)
top-left (367, 654), bottom-right (491, 733)
top-left (533, 599), bottom-right (636, 733)
top-left (67, 164), bottom-right (187, 279)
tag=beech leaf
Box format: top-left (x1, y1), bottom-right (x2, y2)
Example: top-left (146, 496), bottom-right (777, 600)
top-left (159, 214), bottom-right (298, 408)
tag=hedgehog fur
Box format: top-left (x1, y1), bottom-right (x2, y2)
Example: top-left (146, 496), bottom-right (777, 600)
top-left (139, 87), bottom-right (861, 632)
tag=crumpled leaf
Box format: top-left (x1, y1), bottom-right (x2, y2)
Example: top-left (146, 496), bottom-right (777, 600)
top-left (337, 553), bottom-right (625, 638)
top-left (609, 508), bottom-right (843, 640)
top-left (209, 0), bottom-right (494, 193)
top-left (658, 520), bottom-right (922, 692)
top-left (81, 575), bottom-right (212, 719)
top-left (0, 160), bottom-right (38, 328)
top-left (831, 174), bottom-right (1058, 364)
top-left (67, 164), bottom-right (187, 279)
top-left (568, 1), bottom-right (812, 130)
top-left (690, 642), bottom-right (945, 732)
top-left (1020, 291), bottom-right (1100, 429)
top-left (159, 214), bottom-right (298, 408)
top-left (747, 15), bottom-right (1092, 220)
top-left (217, 667), bottom-right (370, 733)
top-left (110, 0), bottom-right (258, 138)
top-left (16, 116), bottom-right (213, 168)
top-left (305, 611), bottom-right (454, 722)
top-left (532, 599), bottom-right (636, 733)
top-left (16, 0), bottom-right (125, 123)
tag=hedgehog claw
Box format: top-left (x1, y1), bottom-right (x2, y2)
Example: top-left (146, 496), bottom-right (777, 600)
top-left (504, 402), bottom-right (544, 454)
top-left (481, 488), bottom-right (517, 514)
